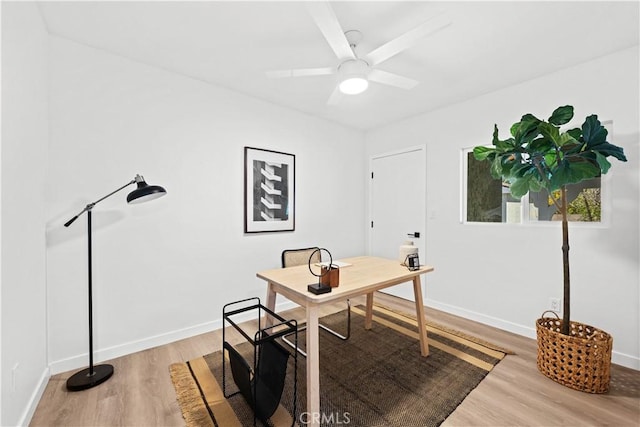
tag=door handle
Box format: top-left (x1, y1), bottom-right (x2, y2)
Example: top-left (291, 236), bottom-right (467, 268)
top-left (407, 232), bottom-right (420, 238)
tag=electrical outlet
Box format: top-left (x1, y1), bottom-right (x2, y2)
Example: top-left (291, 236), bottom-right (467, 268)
top-left (549, 298), bottom-right (562, 312)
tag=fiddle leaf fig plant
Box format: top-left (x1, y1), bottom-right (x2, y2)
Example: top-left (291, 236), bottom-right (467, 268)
top-left (473, 106), bottom-right (626, 335)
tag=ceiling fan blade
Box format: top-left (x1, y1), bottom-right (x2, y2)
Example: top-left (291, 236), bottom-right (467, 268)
top-left (307, 2), bottom-right (355, 60)
top-left (327, 85), bottom-right (343, 105)
top-left (365, 13), bottom-right (451, 66)
top-left (368, 69), bottom-right (419, 90)
top-left (266, 67), bottom-right (335, 79)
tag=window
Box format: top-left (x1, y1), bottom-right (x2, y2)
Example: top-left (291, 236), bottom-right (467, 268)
top-left (463, 150), bottom-right (605, 224)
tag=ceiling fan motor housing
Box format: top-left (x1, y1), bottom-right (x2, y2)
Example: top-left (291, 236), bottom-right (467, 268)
top-left (338, 59), bottom-right (370, 94)
top-left (338, 58), bottom-right (369, 76)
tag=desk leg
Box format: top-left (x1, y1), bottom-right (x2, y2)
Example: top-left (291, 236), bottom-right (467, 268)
top-left (306, 304), bottom-right (321, 427)
top-left (412, 275), bottom-right (429, 357)
top-left (365, 292), bottom-right (374, 330)
top-left (264, 282), bottom-right (277, 328)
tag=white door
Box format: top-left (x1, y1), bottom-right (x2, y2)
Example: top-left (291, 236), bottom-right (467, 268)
top-left (370, 146), bottom-right (426, 300)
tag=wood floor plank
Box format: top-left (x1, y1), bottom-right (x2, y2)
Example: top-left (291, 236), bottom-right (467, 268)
top-left (29, 293), bottom-right (640, 426)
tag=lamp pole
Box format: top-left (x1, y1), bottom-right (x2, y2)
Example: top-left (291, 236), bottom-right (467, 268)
top-left (85, 208), bottom-right (97, 378)
top-left (64, 174), bottom-right (166, 391)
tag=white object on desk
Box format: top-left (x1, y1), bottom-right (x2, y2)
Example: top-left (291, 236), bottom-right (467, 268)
top-left (314, 260), bottom-right (352, 268)
top-left (399, 240), bottom-right (418, 265)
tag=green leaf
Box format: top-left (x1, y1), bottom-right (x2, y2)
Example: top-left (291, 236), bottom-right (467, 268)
top-left (496, 137), bottom-right (516, 152)
top-left (509, 176), bottom-right (531, 198)
top-left (473, 146), bottom-right (495, 161)
top-left (490, 155), bottom-right (503, 179)
top-left (570, 160), bottom-right (602, 181)
top-left (528, 177), bottom-right (544, 193)
top-left (525, 160), bottom-right (548, 192)
top-left (528, 137), bottom-right (553, 154)
top-left (521, 113), bottom-right (541, 122)
top-left (558, 131), bottom-right (579, 147)
top-left (491, 153), bottom-right (521, 179)
top-left (539, 122), bottom-right (561, 146)
top-left (594, 152), bottom-right (612, 174)
top-left (582, 115), bottom-right (607, 148)
top-left (523, 165), bottom-right (540, 178)
top-left (493, 124), bottom-right (501, 143)
top-left (544, 152), bottom-right (559, 168)
top-left (492, 125), bottom-right (516, 152)
top-left (550, 159), bottom-right (601, 188)
top-left (561, 140), bottom-right (583, 155)
top-left (499, 154), bottom-right (520, 177)
top-left (510, 163), bottom-right (534, 179)
top-left (510, 122), bottom-right (519, 138)
top-left (548, 105), bottom-right (574, 125)
top-left (567, 128), bottom-right (582, 141)
top-left (514, 114), bottom-right (541, 145)
top-left (530, 155), bottom-right (550, 179)
top-left (592, 142), bottom-right (628, 162)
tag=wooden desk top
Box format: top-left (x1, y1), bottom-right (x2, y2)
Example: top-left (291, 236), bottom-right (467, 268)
top-left (256, 256), bottom-right (434, 305)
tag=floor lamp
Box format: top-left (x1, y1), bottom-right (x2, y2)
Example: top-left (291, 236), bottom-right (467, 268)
top-left (64, 174), bottom-right (167, 391)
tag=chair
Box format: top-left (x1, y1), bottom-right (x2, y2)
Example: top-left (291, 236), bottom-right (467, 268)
top-left (281, 247), bottom-right (351, 357)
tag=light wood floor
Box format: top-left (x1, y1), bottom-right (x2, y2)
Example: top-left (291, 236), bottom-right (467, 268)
top-left (30, 293), bottom-right (640, 426)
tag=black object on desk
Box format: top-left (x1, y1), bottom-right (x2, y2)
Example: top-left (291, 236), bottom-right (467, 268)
top-left (307, 283), bottom-right (332, 294)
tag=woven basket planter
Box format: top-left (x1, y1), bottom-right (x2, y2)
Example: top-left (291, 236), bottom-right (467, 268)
top-left (536, 311), bottom-right (613, 393)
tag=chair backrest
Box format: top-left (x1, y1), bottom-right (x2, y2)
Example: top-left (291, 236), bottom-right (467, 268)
top-left (281, 247), bottom-right (321, 268)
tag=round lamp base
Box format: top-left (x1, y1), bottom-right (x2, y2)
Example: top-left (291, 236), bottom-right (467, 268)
top-left (66, 364), bottom-right (114, 391)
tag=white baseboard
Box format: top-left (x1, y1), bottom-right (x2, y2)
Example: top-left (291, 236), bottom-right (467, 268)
top-left (18, 367), bottom-right (50, 427)
top-left (49, 297), bottom-right (638, 374)
top-left (425, 298), bottom-right (537, 338)
top-left (610, 350), bottom-right (640, 370)
top-left (49, 299), bottom-right (298, 375)
top-left (425, 298), bottom-right (639, 371)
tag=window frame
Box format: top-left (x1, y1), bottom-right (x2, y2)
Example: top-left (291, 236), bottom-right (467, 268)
top-left (460, 140), bottom-right (613, 228)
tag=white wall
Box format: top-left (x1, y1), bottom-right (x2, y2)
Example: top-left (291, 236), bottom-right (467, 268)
top-left (365, 46), bottom-right (640, 369)
top-left (46, 36), bottom-right (366, 373)
top-left (3, 7), bottom-right (637, 424)
top-left (1, 2), bottom-right (50, 425)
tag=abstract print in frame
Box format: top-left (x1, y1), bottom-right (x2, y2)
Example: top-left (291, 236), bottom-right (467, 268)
top-left (244, 147), bottom-right (295, 233)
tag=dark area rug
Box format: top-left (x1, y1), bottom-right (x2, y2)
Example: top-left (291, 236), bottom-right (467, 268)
top-left (171, 305), bottom-right (508, 426)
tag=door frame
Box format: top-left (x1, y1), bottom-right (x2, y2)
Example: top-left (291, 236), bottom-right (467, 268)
top-left (368, 144), bottom-right (427, 257)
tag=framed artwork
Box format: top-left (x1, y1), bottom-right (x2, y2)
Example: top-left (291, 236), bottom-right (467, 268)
top-left (244, 147), bottom-right (295, 233)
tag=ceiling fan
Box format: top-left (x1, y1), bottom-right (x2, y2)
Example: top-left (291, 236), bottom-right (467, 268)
top-left (266, 2), bottom-right (451, 105)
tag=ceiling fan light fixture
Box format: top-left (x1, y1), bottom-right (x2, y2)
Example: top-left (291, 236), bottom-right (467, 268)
top-left (339, 77), bottom-right (369, 95)
top-left (338, 59), bottom-right (369, 95)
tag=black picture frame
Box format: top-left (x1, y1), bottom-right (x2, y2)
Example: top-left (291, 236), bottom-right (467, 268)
top-left (244, 147), bottom-right (295, 233)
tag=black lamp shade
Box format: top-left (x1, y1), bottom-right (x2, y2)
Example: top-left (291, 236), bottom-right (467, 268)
top-left (127, 180), bottom-right (167, 204)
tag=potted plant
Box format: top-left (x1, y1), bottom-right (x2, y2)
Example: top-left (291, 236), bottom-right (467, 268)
top-left (473, 105), bottom-right (626, 393)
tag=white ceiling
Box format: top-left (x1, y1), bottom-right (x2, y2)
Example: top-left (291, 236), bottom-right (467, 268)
top-left (37, 1), bottom-right (639, 131)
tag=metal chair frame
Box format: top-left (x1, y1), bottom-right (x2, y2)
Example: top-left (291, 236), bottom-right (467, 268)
top-left (280, 247), bottom-right (351, 357)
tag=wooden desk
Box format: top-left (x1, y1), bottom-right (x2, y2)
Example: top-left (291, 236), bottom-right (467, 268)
top-left (256, 256), bottom-right (435, 426)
